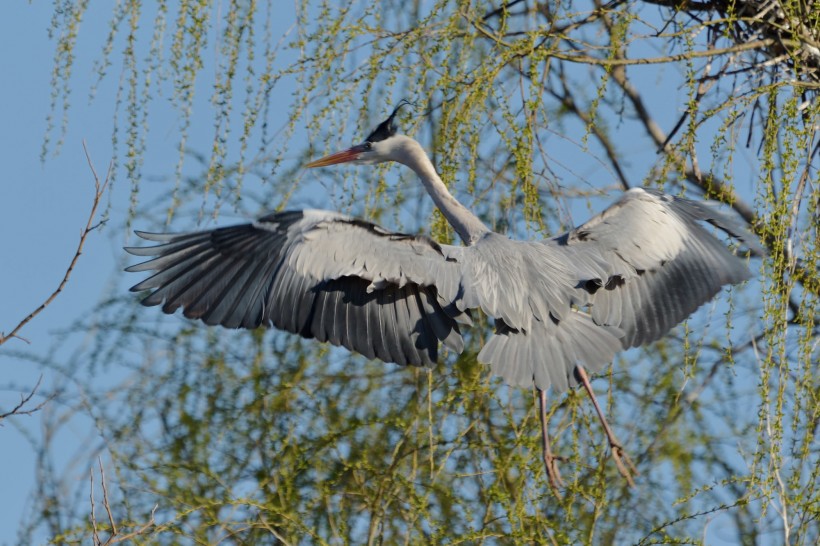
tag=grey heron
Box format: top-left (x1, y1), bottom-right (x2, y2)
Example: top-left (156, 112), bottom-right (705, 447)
top-left (126, 104), bottom-right (762, 490)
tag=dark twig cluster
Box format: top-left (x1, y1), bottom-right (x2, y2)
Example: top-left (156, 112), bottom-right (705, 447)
top-left (645, 0), bottom-right (820, 86)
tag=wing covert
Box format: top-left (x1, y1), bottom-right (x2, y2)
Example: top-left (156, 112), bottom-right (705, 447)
top-left (558, 188), bottom-right (759, 348)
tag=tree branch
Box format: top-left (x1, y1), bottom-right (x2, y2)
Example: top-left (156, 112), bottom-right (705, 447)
top-left (0, 375), bottom-right (50, 423)
top-left (0, 142), bottom-right (110, 346)
top-left (91, 457), bottom-right (156, 545)
top-left (545, 38), bottom-right (780, 67)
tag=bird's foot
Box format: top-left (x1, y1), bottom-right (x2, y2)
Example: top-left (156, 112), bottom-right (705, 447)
top-left (609, 441), bottom-right (638, 488)
top-left (537, 387), bottom-right (564, 497)
top-left (543, 452), bottom-right (565, 496)
top-left (574, 365), bottom-right (639, 487)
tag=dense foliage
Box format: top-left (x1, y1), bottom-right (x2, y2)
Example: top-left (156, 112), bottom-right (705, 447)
top-left (8, 1), bottom-right (819, 544)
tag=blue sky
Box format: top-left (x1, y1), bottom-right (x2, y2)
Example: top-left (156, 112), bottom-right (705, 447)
top-left (1, 4), bottom-right (129, 540)
top-left (0, 3), bottom-right (298, 542)
top-left (0, 5), bottom-right (111, 534)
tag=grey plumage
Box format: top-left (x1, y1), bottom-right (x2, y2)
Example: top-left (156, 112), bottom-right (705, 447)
top-left (559, 188), bottom-right (762, 349)
top-left (127, 111), bottom-right (761, 395)
top-left (127, 210), bottom-right (466, 367)
top-left (457, 188), bottom-right (760, 391)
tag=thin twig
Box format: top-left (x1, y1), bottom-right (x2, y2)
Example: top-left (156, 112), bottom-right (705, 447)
top-left (0, 375), bottom-right (50, 422)
top-left (546, 38), bottom-right (780, 67)
top-left (107, 506), bottom-right (157, 544)
top-left (99, 457), bottom-right (117, 536)
top-left (90, 466), bottom-right (99, 545)
top-left (0, 141), bottom-right (110, 346)
top-left (785, 134), bottom-right (818, 272)
top-left (90, 457), bottom-right (157, 544)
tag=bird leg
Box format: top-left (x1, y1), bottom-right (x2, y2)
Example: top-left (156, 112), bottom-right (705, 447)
top-left (575, 365), bottom-right (638, 487)
top-left (537, 387), bottom-right (564, 495)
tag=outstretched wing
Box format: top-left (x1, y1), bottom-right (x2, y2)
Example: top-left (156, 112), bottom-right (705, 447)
top-left (474, 188), bottom-right (761, 393)
top-left (126, 209), bottom-right (467, 367)
top-left (558, 188), bottom-right (761, 347)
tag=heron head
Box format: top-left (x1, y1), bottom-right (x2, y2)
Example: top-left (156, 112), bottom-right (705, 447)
top-left (305, 101), bottom-right (413, 168)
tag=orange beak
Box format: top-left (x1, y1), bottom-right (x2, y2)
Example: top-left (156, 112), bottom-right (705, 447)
top-left (305, 144), bottom-right (368, 168)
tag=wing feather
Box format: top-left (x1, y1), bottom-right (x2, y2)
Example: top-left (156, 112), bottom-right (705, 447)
top-left (127, 210), bottom-right (465, 368)
top-left (378, 289), bottom-right (402, 363)
top-left (557, 188), bottom-right (757, 349)
top-left (127, 189), bottom-right (760, 392)
top-left (480, 312), bottom-right (623, 393)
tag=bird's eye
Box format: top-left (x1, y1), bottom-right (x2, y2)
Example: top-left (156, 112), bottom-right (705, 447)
top-left (363, 142), bottom-right (372, 151)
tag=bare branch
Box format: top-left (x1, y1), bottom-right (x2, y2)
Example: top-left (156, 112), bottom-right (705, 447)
top-left (0, 375), bottom-right (50, 423)
top-left (546, 38), bottom-right (780, 67)
top-left (642, 0), bottom-right (820, 84)
top-left (90, 466), bottom-right (98, 545)
top-left (90, 457), bottom-right (156, 545)
top-left (0, 142), bottom-right (110, 346)
top-left (99, 458), bottom-right (117, 537)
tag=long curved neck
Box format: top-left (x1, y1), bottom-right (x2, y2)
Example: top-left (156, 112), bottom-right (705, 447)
top-left (392, 136), bottom-right (489, 245)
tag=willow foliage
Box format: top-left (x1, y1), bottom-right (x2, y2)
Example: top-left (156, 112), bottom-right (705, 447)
top-left (22, 0), bottom-right (819, 544)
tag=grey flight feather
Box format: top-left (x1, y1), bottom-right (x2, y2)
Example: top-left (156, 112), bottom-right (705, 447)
top-left (552, 188), bottom-right (760, 349)
top-left (465, 189), bottom-right (759, 392)
top-left (126, 209), bottom-right (467, 367)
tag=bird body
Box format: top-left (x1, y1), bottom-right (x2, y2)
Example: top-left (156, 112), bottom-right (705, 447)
top-left (127, 183), bottom-right (758, 393)
top-left (127, 104), bottom-right (762, 487)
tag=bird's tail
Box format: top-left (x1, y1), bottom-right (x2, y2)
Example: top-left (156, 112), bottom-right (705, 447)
top-left (478, 310), bottom-right (623, 393)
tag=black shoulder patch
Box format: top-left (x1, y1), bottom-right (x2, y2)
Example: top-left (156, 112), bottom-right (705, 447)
top-left (256, 210), bottom-right (304, 227)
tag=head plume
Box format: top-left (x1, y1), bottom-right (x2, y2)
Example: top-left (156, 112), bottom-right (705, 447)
top-left (365, 100), bottom-right (413, 143)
